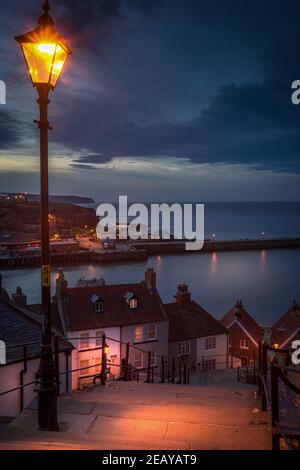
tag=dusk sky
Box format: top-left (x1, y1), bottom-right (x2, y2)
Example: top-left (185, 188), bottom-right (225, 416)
top-left (1, 0), bottom-right (300, 201)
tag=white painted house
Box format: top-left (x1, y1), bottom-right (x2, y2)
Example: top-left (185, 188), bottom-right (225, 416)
top-left (53, 268), bottom-right (169, 389)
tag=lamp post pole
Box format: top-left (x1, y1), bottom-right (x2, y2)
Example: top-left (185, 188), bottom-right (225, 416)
top-left (35, 83), bottom-right (58, 431)
top-left (15, 0), bottom-right (72, 430)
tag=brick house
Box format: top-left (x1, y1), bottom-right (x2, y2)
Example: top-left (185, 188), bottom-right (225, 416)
top-left (221, 300), bottom-right (262, 367)
top-left (272, 300), bottom-right (300, 348)
top-left (54, 268), bottom-right (168, 389)
top-left (165, 284), bottom-right (228, 372)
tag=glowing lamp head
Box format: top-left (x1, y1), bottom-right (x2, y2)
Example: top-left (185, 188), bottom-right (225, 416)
top-left (15, 1), bottom-right (72, 89)
top-left (274, 343), bottom-right (279, 349)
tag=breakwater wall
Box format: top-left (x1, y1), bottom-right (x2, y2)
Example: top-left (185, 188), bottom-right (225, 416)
top-left (1, 238), bottom-right (300, 268)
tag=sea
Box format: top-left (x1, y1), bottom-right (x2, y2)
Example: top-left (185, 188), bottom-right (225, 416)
top-left (2, 202), bottom-right (300, 326)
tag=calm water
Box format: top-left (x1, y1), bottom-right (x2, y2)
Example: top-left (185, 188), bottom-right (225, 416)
top-left (2, 249), bottom-right (300, 327)
top-left (89, 201), bottom-right (300, 240)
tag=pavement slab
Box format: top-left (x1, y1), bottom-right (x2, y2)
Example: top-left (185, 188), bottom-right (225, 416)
top-left (0, 380), bottom-right (272, 450)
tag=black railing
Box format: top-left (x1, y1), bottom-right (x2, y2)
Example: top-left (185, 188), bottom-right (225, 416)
top-left (258, 342), bottom-right (300, 451)
top-left (0, 333), bottom-right (181, 416)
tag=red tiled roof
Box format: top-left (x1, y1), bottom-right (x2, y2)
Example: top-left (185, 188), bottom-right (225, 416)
top-left (62, 282), bottom-right (167, 331)
top-left (272, 302), bottom-right (300, 346)
top-left (165, 300), bottom-right (227, 342)
top-left (220, 301), bottom-right (262, 344)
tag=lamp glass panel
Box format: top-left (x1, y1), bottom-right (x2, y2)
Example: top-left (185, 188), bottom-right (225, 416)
top-left (49, 45), bottom-right (68, 87)
top-left (21, 42), bottom-right (67, 86)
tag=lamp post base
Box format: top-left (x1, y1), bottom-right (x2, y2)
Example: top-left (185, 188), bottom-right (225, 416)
top-left (37, 344), bottom-right (59, 431)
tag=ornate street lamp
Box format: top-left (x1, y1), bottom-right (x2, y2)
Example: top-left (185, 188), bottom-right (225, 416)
top-left (15, 1), bottom-right (72, 431)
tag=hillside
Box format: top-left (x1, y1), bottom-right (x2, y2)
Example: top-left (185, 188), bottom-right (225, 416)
top-left (0, 201), bottom-right (97, 243)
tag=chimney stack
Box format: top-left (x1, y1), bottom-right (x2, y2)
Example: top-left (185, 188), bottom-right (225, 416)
top-left (56, 268), bottom-right (68, 299)
top-left (234, 300), bottom-right (243, 319)
top-left (11, 286), bottom-right (27, 306)
top-left (145, 268), bottom-right (156, 290)
top-left (176, 283), bottom-right (191, 307)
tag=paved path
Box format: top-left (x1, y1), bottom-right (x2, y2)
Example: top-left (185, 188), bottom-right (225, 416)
top-left (0, 381), bottom-right (271, 450)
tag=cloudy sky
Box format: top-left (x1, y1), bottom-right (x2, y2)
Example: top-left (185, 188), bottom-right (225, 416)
top-left (0, 0), bottom-right (300, 201)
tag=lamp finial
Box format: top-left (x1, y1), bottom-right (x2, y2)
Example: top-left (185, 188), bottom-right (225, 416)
top-left (43, 0), bottom-right (50, 14)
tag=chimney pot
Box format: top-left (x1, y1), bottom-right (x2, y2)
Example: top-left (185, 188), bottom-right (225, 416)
top-left (145, 268), bottom-right (156, 290)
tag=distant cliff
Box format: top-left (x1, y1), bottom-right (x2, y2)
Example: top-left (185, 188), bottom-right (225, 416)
top-left (28, 194), bottom-right (95, 204)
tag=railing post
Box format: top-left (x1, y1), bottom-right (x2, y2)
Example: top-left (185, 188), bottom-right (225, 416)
top-left (231, 354), bottom-right (233, 369)
top-left (183, 364), bottom-right (187, 384)
top-left (124, 342), bottom-right (130, 381)
top-left (65, 351), bottom-right (69, 393)
top-left (261, 343), bottom-right (268, 412)
top-left (101, 334), bottom-right (107, 386)
top-left (54, 336), bottom-right (60, 396)
top-left (19, 370), bottom-right (24, 412)
top-left (171, 358), bottom-right (175, 383)
top-left (161, 355), bottom-right (165, 383)
top-left (271, 360), bottom-right (280, 450)
top-left (187, 365), bottom-right (190, 385)
top-left (258, 342), bottom-right (262, 394)
top-left (19, 345), bottom-right (27, 412)
top-left (246, 366), bottom-right (249, 384)
top-left (146, 351), bottom-right (151, 383)
top-left (151, 366), bottom-right (154, 384)
top-left (178, 362), bottom-right (182, 384)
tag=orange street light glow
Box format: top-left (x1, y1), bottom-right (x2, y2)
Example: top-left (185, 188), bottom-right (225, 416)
top-left (15, 3), bottom-right (72, 89)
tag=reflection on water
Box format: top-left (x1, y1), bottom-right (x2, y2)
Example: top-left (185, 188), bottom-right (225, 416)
top-left (2, 249), bottom-right (300, 326)
top-left (260, 250), bottom-right (267, 273)
top-left (210, 252), bottom-right (218, 275)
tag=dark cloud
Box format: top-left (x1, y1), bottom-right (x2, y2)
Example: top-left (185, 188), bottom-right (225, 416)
top-left (2, 0), bottom-right (300, 196)
top-left (0, 109), bottom-right (23, 148)
top-left (74, 154), bottom-right (113, 164)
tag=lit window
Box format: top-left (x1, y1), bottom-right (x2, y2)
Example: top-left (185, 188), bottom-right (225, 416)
top-left (95, 357), bottom-right (101, 373)
top-left (204, 359), bottom-right (216, 371)
top-left (147, 323), bottom-right (156, 340)
top-left (79, 360), bottom-right (89, 376)
top-left (134, 350), bottom-right (143, 369)
top-left (177, 341), bottom-right (190, 356)
top-left (134, 325), bottom-right (143, 343)
top-left (205, 336), bottom-right (216, 350)
top-left (129, 298), bottom-right (138, 309)
top-left (80, 333), bottom-right (89, 349)
top-left (95, 301), bottom-right (104, 313)
top-left (240, 339), bottom-right (249, 349)
top-left (150, 351), bottom-right (156, 367)
top-left (95, 330), bottom-right (104, 347)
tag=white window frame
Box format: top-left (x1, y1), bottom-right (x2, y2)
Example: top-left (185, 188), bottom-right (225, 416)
top-left (134, 350), bottom-right (143, 369)
top-left (147, 323), bottom-right (156, 340)
top-left (95, 330), bottom-right (104, 347)
top-left (177, 340), bottom-right (190, 356)
top-left (150, 351), bottom-right (156, 367)
top-left (204, 359), bottom-right (216, 371)
top-left (134, 325), bottom-right (143, 343)
top-left (240, 339), bottom-right (249, 349)
top-left (205, 336), bottom-right (216, 350)
top-left (129, 298), bottom-right (138, 309)
top-left (80, 333), bottom-right (90, 350)
top-left (95, 301), bottom-right (104, 313)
